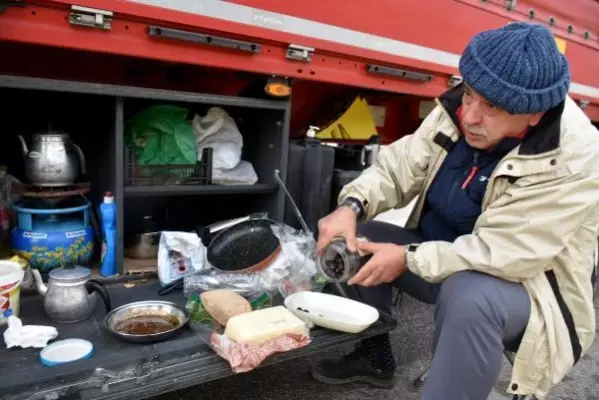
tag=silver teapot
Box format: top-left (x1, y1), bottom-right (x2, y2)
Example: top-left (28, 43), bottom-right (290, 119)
top-left (31, 266), bottom-right (111, 324)
top-left (18, 129), bottom-right (86, 187)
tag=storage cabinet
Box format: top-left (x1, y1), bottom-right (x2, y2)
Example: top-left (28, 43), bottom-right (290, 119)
top-left (0, 74), bottom-right (290, 275)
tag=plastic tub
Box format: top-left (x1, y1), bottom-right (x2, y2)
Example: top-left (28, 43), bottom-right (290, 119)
top-left (0, 260), bottom-right (25, 326)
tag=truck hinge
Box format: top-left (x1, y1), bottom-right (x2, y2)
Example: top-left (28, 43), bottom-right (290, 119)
top-left (69, 5), bottom-right (113, 31)
top-left (286, 44), bottom-right (314, 63)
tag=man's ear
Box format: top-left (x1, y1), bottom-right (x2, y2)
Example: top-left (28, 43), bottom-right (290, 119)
top-left (528, 112), bottom-right (545, 127)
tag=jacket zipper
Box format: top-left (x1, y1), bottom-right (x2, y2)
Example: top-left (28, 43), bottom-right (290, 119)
top-left (445, 151), bottom-right (479, 208)
top-left (461, 152), bottom-right (480, 189)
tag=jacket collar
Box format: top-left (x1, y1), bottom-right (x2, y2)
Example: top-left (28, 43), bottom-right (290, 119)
top-left (438, 84), bottom-right (564, 156)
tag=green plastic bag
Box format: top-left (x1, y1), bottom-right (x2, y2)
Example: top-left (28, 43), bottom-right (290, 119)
top-left (126, 105), bottom-right (197, 165)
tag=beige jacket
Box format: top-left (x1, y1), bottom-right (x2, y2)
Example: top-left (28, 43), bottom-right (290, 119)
top-left (339, 88), bottom-right (599, 398)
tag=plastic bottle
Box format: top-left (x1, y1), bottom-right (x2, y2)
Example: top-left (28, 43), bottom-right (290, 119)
top-left (99, 191), bottom-right (117, 277)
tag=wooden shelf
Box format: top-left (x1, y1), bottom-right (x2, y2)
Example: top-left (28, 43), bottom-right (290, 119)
top-left (123, 183), bottom-right (278, 197)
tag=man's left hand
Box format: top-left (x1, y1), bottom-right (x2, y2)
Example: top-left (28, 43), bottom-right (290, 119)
top-left (347, 241), bottom-right (406, 287)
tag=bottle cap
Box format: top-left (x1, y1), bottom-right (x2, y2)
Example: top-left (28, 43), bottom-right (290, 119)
top-left (103, 191), bottom-right (115, 204)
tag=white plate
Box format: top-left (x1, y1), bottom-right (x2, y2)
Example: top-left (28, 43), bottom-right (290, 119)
top-left (40, 338), bottom-right (93, 367)
top-left (284, 291), bottom-right (379, 333)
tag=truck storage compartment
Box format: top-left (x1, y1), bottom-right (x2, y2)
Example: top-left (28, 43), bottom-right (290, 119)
top-left (120, 91), bottom-right (290, 275)
top-left (122, 192), bottom-right (279, 274)
top-left (0, 87), bottom-right (118, 206)
top-left (122, 96), bottom-right (288, 196)
top-left (0, 74), bottom-right (291, 275)
top-left (0, 85), bottom-right (118, 270)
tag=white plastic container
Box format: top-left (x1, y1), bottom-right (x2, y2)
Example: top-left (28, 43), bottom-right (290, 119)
top-left (284, 291), bottom-right (379, 334)
top-left (0, 260), bottom-right (25, 326)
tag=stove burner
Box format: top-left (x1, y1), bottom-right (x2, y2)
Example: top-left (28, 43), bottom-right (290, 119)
top-left (12, 182), bottom-right (91, 199)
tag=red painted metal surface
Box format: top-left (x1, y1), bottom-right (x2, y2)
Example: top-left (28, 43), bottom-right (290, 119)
top-left (0, 2), bottom-right (451, 99)
top-left (0, 0), bottom-right (597, 120)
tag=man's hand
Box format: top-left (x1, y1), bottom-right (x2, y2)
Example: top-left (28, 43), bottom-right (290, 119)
top-left (316, 206), bottom-right (358, 253)
top-left (348, 241), bottom-right (406, 287)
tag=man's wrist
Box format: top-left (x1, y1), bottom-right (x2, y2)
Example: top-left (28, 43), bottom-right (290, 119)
top-left (338, 197), bottom-right (366, 220)
top-left (404, 244), bottom-right (419, 271)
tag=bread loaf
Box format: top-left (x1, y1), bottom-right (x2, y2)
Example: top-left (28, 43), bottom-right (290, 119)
top-left (200, 289), bottom-right (252, 326)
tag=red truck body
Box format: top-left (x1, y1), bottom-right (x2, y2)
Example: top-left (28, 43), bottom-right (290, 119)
top-left (0, 0), bottom-right (597, 140)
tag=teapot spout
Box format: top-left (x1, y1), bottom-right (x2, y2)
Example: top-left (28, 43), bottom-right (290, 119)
top-left (31, 268), bottom-right (48, 296)
top-left (17, 135), bottom-right (28, 157)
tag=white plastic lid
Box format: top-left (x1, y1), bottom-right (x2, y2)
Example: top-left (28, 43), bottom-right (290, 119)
top-left (40, 338), bottom-right (93, 367)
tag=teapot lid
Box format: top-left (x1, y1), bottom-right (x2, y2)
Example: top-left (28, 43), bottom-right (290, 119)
top-left (49, 266), bottom-right (91, 283)
top-left (34, 125), bottom-right (70, 139)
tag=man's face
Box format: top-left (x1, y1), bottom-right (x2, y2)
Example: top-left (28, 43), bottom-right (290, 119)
top-left (460, 84), bottom-right (544, 150)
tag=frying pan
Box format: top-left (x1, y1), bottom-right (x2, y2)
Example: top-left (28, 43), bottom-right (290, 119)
top-left (207, 218), bottom-right (281, 274)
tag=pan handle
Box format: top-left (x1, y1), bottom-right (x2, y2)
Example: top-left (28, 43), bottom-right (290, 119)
top-left (205, 212), bottom-right (269, 235)
top-left (274, 169), bottom-right (311, 234)
top-left (158, 277), bottom-right (184, 296)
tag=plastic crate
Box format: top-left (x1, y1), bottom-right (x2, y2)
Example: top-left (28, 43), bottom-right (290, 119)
top-left (126, 147), bottom-right (213, 187)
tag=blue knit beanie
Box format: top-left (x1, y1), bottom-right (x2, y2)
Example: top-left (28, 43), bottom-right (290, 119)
top-left (459, 22), bottom-right (570, 114)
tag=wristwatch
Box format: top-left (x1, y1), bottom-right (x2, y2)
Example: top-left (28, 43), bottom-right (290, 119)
top-left (405, 244), bottom-right (419, 269)
top-left (406, 244), bottom-right (419, 253)
top-left (338, 196), bottom-right (366, 220)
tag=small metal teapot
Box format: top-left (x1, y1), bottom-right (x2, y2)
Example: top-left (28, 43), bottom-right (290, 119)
top-left (31, 265), bottom-right (111, 323)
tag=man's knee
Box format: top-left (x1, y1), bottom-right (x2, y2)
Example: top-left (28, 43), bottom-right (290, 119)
top-left (437, 271), bottom-right (507, 325)
top-left (437, 271), bottom-right (530, 332)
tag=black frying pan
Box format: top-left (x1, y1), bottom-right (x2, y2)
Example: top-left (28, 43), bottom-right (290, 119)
top-left (207, 218), bottom-right (281, 273)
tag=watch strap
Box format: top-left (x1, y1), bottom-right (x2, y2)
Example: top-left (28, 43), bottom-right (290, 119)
top-left (338, 197), bottom-right (365, 220)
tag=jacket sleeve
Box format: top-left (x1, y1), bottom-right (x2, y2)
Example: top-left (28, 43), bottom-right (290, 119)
top-left (405, 169), bottom-right (599, 283)
top-left (338, 105), bottom-right (444, 221)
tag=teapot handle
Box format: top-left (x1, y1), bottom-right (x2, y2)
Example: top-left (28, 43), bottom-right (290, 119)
top-left (72, 143), bottom-right (87, 175)
top-left (86, 279), bottom-right (112, 313)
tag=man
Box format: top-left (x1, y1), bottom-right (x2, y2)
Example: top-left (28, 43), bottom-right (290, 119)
top-left (312, 22), bottom-right (599, 400)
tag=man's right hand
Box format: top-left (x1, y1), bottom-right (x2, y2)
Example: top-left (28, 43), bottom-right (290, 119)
top-left (316, 206), bottom-right (358, 253)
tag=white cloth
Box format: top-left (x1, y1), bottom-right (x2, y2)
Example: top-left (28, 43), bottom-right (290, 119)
top-left (3, 316), bottom-right (58, 349)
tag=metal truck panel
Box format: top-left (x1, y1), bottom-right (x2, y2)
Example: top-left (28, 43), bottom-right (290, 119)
top-left (0, 0), bottom-right (597, 118)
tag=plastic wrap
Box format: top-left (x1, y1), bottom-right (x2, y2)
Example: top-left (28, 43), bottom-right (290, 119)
top-left (186, 295), bottom-right (311, 373)
top-left (183, 223), bottom-right (326, 298)
top-left (211, 160), bottom-right (258, 185)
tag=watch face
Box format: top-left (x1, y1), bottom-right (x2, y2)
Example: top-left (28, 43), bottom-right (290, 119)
top-left (346, 198), bottom-right (363, 212)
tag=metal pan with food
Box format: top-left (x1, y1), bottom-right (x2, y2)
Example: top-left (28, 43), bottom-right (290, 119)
top-left (104, 300), bottom-right (190, 344)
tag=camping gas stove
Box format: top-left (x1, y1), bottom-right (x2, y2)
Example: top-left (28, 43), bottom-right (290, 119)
top-left (11, 183), bottom-right (96, 272)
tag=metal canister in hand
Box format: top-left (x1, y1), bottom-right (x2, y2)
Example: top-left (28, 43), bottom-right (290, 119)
top-left (316, 235), bottom-right (372, 283)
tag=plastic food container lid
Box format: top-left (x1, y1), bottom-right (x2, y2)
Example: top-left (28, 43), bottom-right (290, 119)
top-left (40, 338), bottom-right (94, 367)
